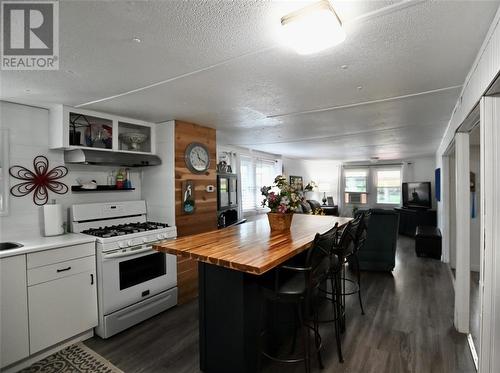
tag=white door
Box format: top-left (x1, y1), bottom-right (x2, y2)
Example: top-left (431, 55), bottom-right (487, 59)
top-left (0, 255), bottom-right (29, 368)
top-left (28, 270), bottom-right (98, 354)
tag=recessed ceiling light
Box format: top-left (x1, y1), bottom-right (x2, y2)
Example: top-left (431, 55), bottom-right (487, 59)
top-left (132, 37), bottom-right (142, 43)
top-left (24, 89), bottom-right (31, 93)
top-left (341, 64), bottom-right (348, 70)
top-left (280, 0), bottom-right (346, 55)
top-left (357, 86), bottom-right (363, 90)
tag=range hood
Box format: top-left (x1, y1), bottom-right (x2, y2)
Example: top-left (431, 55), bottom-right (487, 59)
top-left (64, 149), bottom-right (161, 167)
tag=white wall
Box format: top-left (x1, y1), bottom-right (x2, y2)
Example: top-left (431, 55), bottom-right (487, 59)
top-left (436, 6), bottom-right (500, 267)
top-left (403, 156), bottom-right (437, 209)
top-left (0, 101), bottom-right (149, 238)
top-left (470, 145), bottom-right (481, 272)
top-left (282, 158), bottom-right (341, 205)
top-left (141, 121), bottom-right (175, 226)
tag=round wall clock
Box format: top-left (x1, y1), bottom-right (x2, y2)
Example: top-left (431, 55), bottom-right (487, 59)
top-left (185, 142), bottom-right (210, 174)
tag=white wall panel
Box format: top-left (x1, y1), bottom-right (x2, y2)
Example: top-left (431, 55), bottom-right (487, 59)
top-left (438, 7), bottom-right (500, 157)
top-left (0, 101), bottom-right (143, 238)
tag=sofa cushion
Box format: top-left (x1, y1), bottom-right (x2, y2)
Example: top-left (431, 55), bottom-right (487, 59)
top-left (307, 200), bottom-right (322, 210)
top-left (300, 201), bottom-right (312, 214)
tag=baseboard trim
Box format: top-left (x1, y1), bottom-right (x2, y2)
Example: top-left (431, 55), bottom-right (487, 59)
top-left (1, 330), bottom-right (94, 373)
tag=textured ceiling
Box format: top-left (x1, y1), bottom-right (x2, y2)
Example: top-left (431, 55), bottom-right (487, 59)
top-left (1, 0), bottom-right (498, 160)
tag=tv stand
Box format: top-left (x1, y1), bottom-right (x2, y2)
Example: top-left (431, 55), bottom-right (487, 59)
top-left (394, 207), bottom-right (437, 237)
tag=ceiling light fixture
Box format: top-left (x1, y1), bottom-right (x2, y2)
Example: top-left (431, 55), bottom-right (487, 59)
top-left (132, 37), bottom-right (142, 43)
top-left (280, 0), bottom-right (346, 55)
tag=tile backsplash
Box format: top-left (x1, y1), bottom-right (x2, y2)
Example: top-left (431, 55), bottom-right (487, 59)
top-left (0, 101), bottom-right (142, 238)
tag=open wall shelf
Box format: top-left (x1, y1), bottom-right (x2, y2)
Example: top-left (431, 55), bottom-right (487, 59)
top-left (71, 185), bottom-right (135, 192)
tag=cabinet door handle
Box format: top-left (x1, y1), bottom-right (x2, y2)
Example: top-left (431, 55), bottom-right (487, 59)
top-left (56, 266), bottom-right (72, 273)
top-left (90, 274), bottom-right (94, 285)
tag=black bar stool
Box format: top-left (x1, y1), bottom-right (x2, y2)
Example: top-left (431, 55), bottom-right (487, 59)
top-left (329, 215), bottom-right (367, 335)
top-left (257, 230), bottom-right (337, 373)
top-left (347, 211), bottom-right (370, 315)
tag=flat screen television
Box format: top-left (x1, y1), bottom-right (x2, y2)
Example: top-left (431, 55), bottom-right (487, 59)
top-left (402, 182), bottom-right (432, 209)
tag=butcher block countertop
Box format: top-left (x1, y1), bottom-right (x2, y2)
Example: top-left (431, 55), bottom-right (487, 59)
top-left (154, 214), bottom-right (351, 275)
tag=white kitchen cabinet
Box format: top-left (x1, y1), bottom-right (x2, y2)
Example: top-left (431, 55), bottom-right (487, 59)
top-left (27, 244), bottom-right (98, 354)
top-left (0, 255), bottom-right (29, 368)
top-left (49, 104), bottom-right (156, 154)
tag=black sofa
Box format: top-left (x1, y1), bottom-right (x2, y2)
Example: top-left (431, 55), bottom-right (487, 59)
top-left (296, 200), bottom-right (339, 216)
top-left (355, 209), bottom-right (400, 271)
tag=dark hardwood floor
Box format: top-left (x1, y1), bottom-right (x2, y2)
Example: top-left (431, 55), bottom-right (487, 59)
top-left (85, 235), bottom-right (475, 373)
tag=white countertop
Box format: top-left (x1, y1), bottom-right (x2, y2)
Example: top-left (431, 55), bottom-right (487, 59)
top-left (0, 233), bottom-right (96, 259)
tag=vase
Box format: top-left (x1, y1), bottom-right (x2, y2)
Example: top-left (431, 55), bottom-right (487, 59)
top-left (267, 212), bottom-right (294, 231)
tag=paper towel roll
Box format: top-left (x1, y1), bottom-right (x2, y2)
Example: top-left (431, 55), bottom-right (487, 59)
top-left (43, 204), bottom-right (65, 236)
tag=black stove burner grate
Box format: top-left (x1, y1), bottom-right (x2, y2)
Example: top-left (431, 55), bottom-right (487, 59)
top-left (82, 221), bottom-right (170, 238)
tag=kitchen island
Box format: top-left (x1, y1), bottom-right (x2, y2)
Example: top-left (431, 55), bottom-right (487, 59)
top-left (154, 214), bottom-right (351, 373)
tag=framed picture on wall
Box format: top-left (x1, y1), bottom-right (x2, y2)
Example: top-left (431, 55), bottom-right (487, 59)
top-left (289, 176), bottom-right (303, 191)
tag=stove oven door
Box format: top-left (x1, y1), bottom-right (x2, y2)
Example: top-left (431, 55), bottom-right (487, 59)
top-left (101, 245), bottom-right (177, 315)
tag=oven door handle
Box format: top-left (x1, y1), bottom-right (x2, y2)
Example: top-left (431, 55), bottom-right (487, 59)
top-left (103, 246), bottom-right (155, 259)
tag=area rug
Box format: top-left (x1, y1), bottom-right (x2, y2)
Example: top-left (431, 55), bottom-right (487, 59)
top-left (19, 342), bottom-right (123, 373)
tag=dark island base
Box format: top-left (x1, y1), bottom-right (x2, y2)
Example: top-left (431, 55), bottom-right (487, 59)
top-left (199, 262), bottom-right (262, 373)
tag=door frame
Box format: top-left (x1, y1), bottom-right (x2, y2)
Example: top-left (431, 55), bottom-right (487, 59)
top-left (478, 96), bottom-right (500, 373)
top-left (454, 132), bottom-right (471, 333)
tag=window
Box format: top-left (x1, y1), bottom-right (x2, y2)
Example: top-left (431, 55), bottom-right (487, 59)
top-left (375, 169), bottom-right (401, 204)
top-left (344, 169), bottom-right (368, 204)
top-left (344, 169), bottom-right (368, 193)
top-left (240, 156), bottom-right (278, 211)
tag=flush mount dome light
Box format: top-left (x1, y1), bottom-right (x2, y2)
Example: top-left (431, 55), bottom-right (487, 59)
top-left (280, 0), bottom-right (345, 55)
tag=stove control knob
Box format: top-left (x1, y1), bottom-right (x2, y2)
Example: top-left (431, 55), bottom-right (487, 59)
top-left (118, 241), bottom-right (127, 249)
top-left (127, 240), bottom-right (134, 247)
top-left (141, 237), bottom-right (147, 243)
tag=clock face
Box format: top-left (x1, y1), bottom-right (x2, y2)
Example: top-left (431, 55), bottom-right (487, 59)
top-left (185, 143), bottom-right (210, 173)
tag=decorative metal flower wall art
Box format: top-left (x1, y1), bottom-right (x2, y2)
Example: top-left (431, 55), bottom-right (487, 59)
top-left (9, 155), bottom-right (68, 206)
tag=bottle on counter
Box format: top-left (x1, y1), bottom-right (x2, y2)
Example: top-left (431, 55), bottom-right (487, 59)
top-left (124, 168), bottom-right (132, 189)
top-left (107, 170), bottom-right (115, 186)
top-left (116, 169), bottom-right (124, 189)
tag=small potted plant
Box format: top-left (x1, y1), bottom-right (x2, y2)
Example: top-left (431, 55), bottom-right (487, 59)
top-left (261, 175), bottom-right (301, 231)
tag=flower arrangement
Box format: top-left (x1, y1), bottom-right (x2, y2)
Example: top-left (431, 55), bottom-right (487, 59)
top-left (303, 180), bottom-right (318, 192)
top-left (261, 175), bottom-right (301, 214)
top-left (312, 208), bottom-right (325, 216)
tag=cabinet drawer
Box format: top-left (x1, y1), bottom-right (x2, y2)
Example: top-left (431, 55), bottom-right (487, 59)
top-left (27, 242), bottom-right (94, 269)
top-left (28, 256), bottom-right (95, 286)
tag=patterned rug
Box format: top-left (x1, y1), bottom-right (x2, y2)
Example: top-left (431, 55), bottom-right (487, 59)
top-left (19, 343), bottom-right (123, 373)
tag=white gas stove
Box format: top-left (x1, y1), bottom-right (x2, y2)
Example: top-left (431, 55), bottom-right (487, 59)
top-left (71, 200), bottom-right (178, 339)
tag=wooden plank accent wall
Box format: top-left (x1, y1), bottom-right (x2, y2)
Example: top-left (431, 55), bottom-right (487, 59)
top-left (174, 120), bottom-right (217, 304)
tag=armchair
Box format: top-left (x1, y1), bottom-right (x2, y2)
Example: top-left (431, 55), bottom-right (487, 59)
top-left (354, 209), bottom-right (399, 271)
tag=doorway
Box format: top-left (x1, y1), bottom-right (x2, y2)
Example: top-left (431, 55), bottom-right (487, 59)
top-left (469, 124), bottom-right (481, 368)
